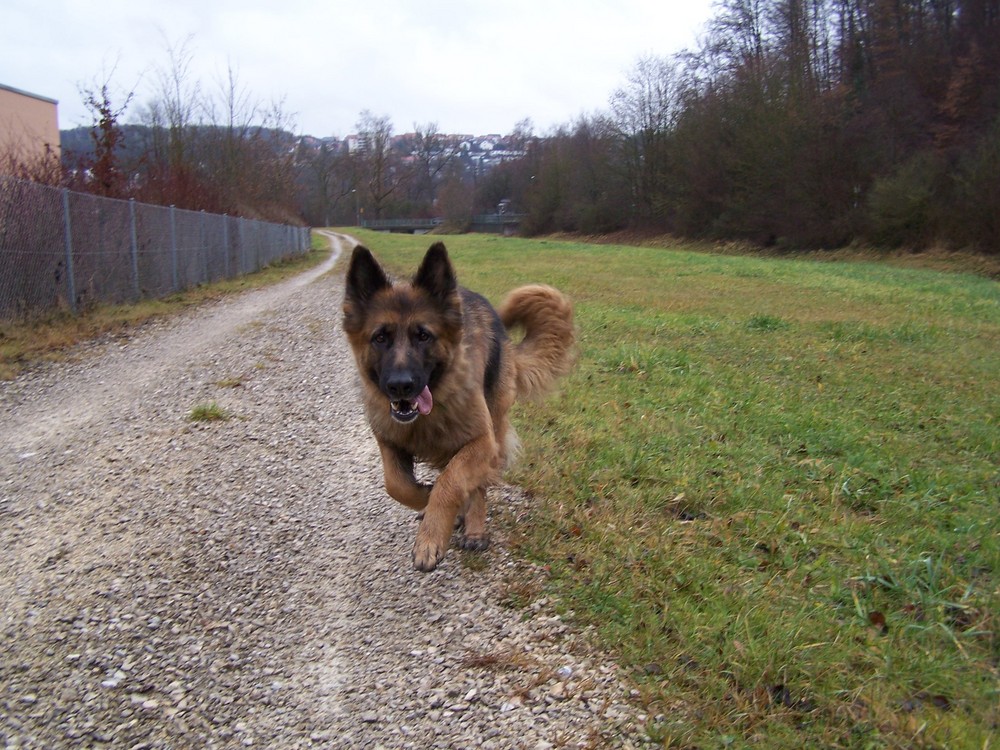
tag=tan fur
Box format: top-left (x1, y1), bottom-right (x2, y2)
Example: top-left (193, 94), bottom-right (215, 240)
top-left (343, 243), bottom-right (575, 571)
top-left (499, 284), bottom-right (577, 401)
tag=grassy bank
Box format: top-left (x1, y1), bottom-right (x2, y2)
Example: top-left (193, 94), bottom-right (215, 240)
top-left (346, 229), bottom-right (999, 749)
top-left (0, 234), bottom-right (330, 380)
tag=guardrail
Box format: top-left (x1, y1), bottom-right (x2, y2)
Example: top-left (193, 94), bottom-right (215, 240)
top-left (470, 213), bottom-right (527, 224)
top-left (361, 214), bottom-right (527, 231)
top-left (361, 218), bottom-right (443, 230)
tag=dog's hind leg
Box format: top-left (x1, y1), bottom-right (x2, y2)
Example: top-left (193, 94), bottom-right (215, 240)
top-left (458, 486), bottom-right (490, 551)
top-left (378, 442), bottom-right (430, 511)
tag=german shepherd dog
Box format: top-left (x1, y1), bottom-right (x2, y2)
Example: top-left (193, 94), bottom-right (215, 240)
top-left (343, 242), bottom-right (575, 571)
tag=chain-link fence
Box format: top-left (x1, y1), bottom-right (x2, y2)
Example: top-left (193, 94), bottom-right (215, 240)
top-left (0, 176), bottom-right (311, 320)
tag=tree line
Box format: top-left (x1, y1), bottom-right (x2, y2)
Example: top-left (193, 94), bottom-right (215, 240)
top-left (497, 0), bottom-right (998, 253)
top-left (302, 0), bottom-right (999, 253)
top-left (6, 3), bottom-right (998, 252)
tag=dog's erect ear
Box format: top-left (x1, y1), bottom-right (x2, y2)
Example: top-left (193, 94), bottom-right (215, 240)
top-left (346, 245), bottom-right (390, 306)
top-left (413, 242), bottom-right (457, 305)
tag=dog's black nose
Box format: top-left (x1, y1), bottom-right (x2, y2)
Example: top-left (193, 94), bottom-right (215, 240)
top-left (385, 373), bottom-right (419, 399)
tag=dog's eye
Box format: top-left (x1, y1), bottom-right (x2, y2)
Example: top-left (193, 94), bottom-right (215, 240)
top-left (415, 329), bottom-right (433, 343)
top-left (372, 330), bottom-right (389, 346)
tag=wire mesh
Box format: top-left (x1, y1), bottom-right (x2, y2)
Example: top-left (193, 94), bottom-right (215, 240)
top-left (0, 176), bottom-right (310, 320)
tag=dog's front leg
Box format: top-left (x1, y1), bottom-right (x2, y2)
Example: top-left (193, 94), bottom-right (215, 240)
top-left (413, 432), bottom-right (498, 571)
top-left (378, 442), bottom-right (430, 511)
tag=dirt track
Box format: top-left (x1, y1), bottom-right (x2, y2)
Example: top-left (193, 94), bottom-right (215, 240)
top-left (0, 232), bottom-right (648, 749)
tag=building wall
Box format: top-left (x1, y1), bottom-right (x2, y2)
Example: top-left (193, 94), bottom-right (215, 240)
top-left (0, 83), bottom-right (60, 167)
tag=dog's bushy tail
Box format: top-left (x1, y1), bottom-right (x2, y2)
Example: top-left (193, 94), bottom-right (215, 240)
top-left (498, 285), bottom-right (576, 401)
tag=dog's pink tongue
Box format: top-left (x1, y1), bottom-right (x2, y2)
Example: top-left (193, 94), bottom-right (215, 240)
top-left (416, 386), bottom-right (433, 415)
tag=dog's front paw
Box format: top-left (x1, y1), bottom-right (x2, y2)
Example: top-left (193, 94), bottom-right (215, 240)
top-left (412, 538), bottom-right (447, 572)
top-left (459, 533), bottom-right (490, 552)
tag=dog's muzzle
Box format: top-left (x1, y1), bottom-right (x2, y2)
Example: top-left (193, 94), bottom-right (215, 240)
top-left (389, 386), bottom-right (433, 423)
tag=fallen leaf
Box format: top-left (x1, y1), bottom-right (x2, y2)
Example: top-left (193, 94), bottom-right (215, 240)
top-left (868, 611), bottom-right (888, 634)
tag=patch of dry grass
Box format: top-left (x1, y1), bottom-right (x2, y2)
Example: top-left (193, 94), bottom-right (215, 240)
top-left (0, 237), bottom-right (330, 380)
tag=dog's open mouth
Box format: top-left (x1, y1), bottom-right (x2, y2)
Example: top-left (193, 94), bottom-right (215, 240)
top-left (389, 386), bottom-right (433, 423)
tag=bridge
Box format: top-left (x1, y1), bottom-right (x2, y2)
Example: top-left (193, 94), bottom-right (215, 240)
top-left (361, 214), bottom-right (527, 235)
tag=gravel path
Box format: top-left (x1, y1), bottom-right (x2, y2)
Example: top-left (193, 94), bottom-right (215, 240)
top-left (1, 232), bottom-right (649, 749)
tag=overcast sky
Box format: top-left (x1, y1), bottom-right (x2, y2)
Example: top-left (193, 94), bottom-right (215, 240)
top-left (3, 0), bottom-right (714, 138)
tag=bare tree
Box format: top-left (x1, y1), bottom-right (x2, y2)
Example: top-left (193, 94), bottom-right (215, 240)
top-left (154, 34), bottom-right (202, 170)
top-left (78, 83), bottom-right (134, 197)
top-left (199, 64), bottom-right (297, 215)
top-left (437, 161), bottom-right (474, 229)
top-left (610, 55), bottom-right (681, 223)
top-left (355, 110), bottom-right (407, 220)
top-left (125, 37), bottom-right (300, 219)
top-left (132, 35), bottom-right (204, 208)
top-left (409, 122), bottom-right (457, 212)
top-left (297, 140), bottom-right (359, 226)
top-left (709, 0), bottom-right (768, 78)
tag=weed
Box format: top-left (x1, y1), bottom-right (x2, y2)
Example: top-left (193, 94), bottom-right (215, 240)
top-left (459, 550), bottom-right (489, 572)
top-left (746, 313), bottom-right (791, 332)
top-left (188, 402), bottom-right (230, 422)
top-left (460, 647), bottom-right (538, 673)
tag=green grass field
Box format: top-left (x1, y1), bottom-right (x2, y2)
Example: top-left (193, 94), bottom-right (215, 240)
top-left (345, 229), bottom-right (999, 749)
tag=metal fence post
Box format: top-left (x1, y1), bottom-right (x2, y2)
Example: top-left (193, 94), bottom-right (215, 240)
top-left (200, 210), bottom-right (208, 284)
top-left (129, 198), bottom-right (140, 300)
top-left (239, 217), bottom-right (247, 276)
top-left (222, 214), bottom-right (229, 280)
top-left (170, 205), bottom-right (178, 292)
top-left (61, 188), bottom-right (76, 314)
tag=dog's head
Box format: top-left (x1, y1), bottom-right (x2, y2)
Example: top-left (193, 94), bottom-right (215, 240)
top-left (343, 242), bottom-right (462, 423)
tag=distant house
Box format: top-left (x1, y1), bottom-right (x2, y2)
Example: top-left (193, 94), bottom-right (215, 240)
top-left (344, 134), bottom-right (367, 154)
top-left (0, 83), bottom-right (60, 169)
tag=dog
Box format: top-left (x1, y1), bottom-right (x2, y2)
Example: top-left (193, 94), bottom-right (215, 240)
top-left (343, 242), bottom-right (575, 571)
